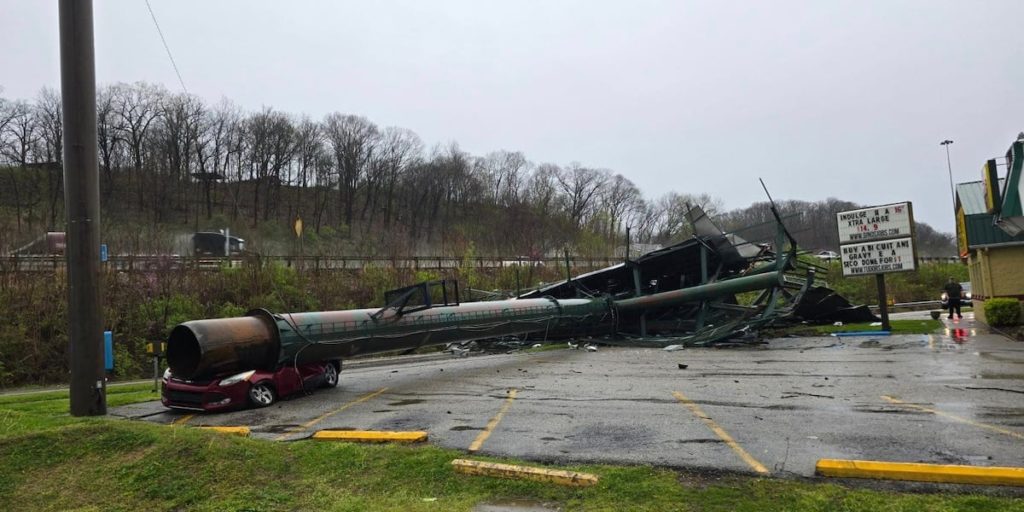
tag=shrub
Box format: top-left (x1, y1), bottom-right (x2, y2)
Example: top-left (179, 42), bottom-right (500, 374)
top-left (984, 298), bottom-right (1022, 326)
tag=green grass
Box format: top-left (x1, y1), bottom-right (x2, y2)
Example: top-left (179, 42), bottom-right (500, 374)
top-left (0, 386), bottom-right (1021, 510)
top-left (777, 319), bottom-right (944, 337)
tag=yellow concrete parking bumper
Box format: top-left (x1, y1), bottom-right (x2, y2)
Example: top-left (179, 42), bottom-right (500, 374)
top-left (452, 459), bottom-right (599, 487)
top-left (816, 459), bottom-right (1024, 486)
top-left (312, 430), bottom-right (428, 443)
top-left (197, 426), bottom-right (251, 437)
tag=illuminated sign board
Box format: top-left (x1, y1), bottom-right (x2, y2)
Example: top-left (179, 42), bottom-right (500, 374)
top-left (956, 207), bottom-right (969, 258)
top-left (983, 159), bottom-right (1001, 214)
top-left (840, 237), bottom-right (917, 277)
top-left (836, 202), bottom-right (913, 244)
top-left (836, 202), bottom-right (917, 277)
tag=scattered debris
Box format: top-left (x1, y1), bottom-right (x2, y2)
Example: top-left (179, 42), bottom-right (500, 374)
top-left (678, 363), bottom-right (689, 370)
top-left (531, 344), bottom-right (543, 349)
top-left (663, 345), bottom-right (684, 352)
top-left (165, 200), bottom-right (879, 383)
top-left (960, 386), bottom-right (1024, 395)
top-left (781, 391), bottom-right (835, 399)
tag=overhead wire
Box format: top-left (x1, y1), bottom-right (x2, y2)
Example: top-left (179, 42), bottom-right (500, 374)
top-left (144, 0), bottom-right (189, 94)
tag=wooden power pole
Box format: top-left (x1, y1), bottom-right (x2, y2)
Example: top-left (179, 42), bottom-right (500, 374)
top-left (60, 0), bottom-right (106, 416)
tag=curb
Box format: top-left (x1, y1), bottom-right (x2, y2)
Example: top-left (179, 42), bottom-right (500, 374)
top-left (312, 430), bottom-right (428, 443)
top-left (816, 459), bottom-right (1024, 486)
top-left (451, 459), bottom-right (599, 487)
top-left (197, 426), bottom-right (251, 437)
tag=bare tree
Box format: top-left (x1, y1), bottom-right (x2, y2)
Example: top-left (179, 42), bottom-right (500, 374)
top-left (96, 85), bottom-right (125, 201)
top-left (113, 82), bottom-right (165, 211)
top-left (0, 100), bottom-right (39, 233)
top-left (555, 163), bottom-right (609, 229)
top-left (323, 113), bottom-right (378, 235)
top-left (33, 88), bottom-right (64, 228)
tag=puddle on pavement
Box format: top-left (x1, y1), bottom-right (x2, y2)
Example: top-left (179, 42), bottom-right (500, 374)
top-left (975, 373), bottom-right (1024, 380)
top-left (473, 500), bottom-right (561, 512)
top-left (945, 328), bottom-right (974, 344)
top-left (388, 399), bottom-right (426, 406)
top-left (977, 352), bottom-right (1024, 364)
top-left (976, 406), bottom-right (1024, 419)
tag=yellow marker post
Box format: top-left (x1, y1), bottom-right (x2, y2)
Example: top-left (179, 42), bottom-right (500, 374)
top-left (312, 430), bottom-right (427, 443)
top-left (817, 459), bottom-right (1024, 486)
top-left (452, 459), bottom-right (599, 487)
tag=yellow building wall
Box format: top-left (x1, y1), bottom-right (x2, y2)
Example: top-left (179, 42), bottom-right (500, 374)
top-left (969, 245), bottom-right (1024, 324)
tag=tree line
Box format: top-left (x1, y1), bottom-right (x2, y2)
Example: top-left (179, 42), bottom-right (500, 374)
top-left (0, 82), bottom-right (955, 257)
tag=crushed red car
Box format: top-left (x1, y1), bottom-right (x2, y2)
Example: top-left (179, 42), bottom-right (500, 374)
top-left (161, 360), bottom-right (340, 412)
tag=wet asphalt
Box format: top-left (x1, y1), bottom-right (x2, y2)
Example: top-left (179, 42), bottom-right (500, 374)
top-left (112, 312), bottom-right (1024, 479)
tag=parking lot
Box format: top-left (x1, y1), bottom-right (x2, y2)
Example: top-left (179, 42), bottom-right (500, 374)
top-left (113, 313), bottom-right (1024, 479)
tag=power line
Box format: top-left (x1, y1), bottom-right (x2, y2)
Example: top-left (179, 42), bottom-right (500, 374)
top-left (144, 0), bottom-right (188, 94)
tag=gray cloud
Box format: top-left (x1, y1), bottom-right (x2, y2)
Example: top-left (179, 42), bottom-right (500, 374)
top-left (2, 0), bottom-right (1021, 232)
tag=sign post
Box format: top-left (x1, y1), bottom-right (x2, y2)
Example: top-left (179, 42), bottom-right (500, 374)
top-left (836, 202), bottom-right (918, 331)
top-left (294, 217), bottom-right (304, 276)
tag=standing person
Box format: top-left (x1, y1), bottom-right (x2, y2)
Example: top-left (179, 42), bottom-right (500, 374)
top-left (943, 277), bottom-right (964, 319)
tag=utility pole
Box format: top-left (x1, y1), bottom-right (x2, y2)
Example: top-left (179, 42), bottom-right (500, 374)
top-left (60, 0), bottom-right (106, 416)
top-left (941, 139), bottom-right (955, 210)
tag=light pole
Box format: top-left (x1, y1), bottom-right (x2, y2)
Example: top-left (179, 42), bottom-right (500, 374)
top-left (941, 139), bottom-right (955, 210)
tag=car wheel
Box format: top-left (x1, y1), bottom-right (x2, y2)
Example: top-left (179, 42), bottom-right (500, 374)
top-left (248, 382), bottom-right (276, 407)
top-left (322, 363), bottom-right (339, 388)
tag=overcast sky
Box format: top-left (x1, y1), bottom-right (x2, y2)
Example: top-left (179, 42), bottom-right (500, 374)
top-left (2, 0), bottom-right (1022, 233)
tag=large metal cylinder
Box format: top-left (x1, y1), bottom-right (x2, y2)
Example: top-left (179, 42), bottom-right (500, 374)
top-left (166, 270), bottom-right (785, 380)
top-left (167, 297), bottom-right (612, 379)
top-left (166, 315), bottom-right (279, 379)
top-left (615, 271), bottom-right (783, 312)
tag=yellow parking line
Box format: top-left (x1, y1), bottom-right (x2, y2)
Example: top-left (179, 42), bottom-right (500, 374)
top-left (452, 459), bottom-right (599, 487)
top-left (468, 389), bottom-right (518, 453)
top-left (274, 387), bottom-right (388, 441)
top-left (312, 430), bottom-right (427, 443)
top-left (673, 391), bottom-right (769, 475)
top-left (817, 458), bottom-right (1024, 486)
top-left (881, 395), bottom-right (1024, 440)
top-left (171, 413), bottom-right (195, 426)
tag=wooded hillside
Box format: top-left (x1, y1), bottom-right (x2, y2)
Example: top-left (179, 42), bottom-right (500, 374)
top-left (0, 83), bottom-right (956, 257)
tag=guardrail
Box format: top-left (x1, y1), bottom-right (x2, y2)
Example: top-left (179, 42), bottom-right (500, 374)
top-left (868, 300), bottom-right (943, 313)
top-left (0, 255), bottom-right (622, 273)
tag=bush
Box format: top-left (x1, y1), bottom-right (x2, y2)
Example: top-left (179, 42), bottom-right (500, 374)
top-left (984, 298), bottom-right (1022, 326)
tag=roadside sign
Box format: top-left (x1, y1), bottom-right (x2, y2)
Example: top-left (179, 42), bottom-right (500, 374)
top-left (839, 237), bottom-right (917, 276)
top-left (104, 331), bottom-right (113, 371)
top-left (836, 202), bottom-right (917, 277)
top-left (836, 202), bottom-right (914, 244)
top-left (100, 243), bottom-right (108, 262)
top-left (835, 201), bottom-right (918, 332)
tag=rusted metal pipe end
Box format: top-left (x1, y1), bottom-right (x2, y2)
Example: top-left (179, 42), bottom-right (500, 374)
top-left (166, 314), bottom-right (280, 379)
top-left (166, 323), bottom-right (203, 378)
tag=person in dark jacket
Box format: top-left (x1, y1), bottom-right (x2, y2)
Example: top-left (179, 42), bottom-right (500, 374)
top-left (943, 278), bottom-right (963, 319)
